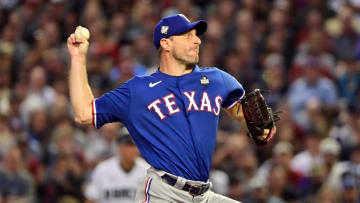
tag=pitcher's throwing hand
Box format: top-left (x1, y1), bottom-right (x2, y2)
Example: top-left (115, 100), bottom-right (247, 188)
top-left (67, 26), bottom-right (90, 58)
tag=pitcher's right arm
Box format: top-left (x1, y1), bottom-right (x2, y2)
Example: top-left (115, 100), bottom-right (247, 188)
top-left (67, 26), bottom-right (94, 125)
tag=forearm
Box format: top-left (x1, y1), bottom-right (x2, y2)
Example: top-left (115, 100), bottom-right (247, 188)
top-left (69, 56), bottom-right (94, 125)
top-left (224, 102), bottom-right (248, 132)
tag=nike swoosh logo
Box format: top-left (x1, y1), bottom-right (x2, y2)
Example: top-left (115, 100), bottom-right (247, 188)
top-left (149, 81), bottom-right (162, 87)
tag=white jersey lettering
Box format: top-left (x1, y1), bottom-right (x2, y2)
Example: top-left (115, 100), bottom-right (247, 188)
top-left (147, 99), bottom-right (166, 119)
top-left (148, 91), bottom-right (223, 119)
top-left (213, 96), bottom-right (222, 116)
top-left (163, 94), bottom-right (180, 115)
top-left (200, 92), bottom-right (212, 112)
top-left (183, 91), bottom-right (199, 111)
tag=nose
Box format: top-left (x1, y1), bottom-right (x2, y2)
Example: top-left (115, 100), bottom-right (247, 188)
top-left (195, 35), bottom-right (201, 45)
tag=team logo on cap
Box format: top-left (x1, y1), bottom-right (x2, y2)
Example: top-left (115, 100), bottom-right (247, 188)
top-left (161, 26), bottom-right (169, 34)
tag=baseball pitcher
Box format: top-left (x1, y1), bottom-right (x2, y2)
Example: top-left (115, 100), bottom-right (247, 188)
top-left (67, 14), bottom-right (278, 203)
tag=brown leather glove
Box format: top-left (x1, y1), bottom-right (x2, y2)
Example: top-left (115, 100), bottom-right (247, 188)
top-left (241, 89), bottom-right (280, 145)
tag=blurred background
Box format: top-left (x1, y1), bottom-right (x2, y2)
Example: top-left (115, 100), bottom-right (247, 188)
top-left (0, 0), bottom-right (360, 202)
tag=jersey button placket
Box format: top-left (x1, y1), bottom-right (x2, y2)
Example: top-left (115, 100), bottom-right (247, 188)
top-left (177, 78), bottom-right (189, 115)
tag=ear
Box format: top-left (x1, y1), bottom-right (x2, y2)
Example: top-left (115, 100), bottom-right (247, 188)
top-left (160, 38), bottom-right (171, 51)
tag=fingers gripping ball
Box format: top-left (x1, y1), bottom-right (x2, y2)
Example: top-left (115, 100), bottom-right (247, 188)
top-left (240, 89), bottom-right (280, 145)
top-left (67, 26), bottom-right (90, 57)
top-left (74, 26), bottom-right (90, 41)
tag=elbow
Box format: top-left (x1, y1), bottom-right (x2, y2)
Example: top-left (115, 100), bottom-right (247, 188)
top-left (74, 114), bottom-right (92, 125)
top-left (74, 116), bottom-right (85, 125)
top-left (72, 103), bottom-right (94, 125)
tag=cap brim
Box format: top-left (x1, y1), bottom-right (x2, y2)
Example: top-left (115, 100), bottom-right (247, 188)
top-left (176, 20), bottom-right (207, 36)
top-left (191, 20), bottom-right (207, 36)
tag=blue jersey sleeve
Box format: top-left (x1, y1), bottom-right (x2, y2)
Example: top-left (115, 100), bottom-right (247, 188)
top-left (220, 70), bottom-right (245, 108)
top-left (92, 82), bottom-right (131, 128)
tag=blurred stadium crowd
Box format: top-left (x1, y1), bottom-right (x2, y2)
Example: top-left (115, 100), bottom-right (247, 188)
top-left (0, 0), bottom-right (360, 202)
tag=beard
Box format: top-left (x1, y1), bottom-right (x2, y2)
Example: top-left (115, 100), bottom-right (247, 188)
top-left (173, 49), bottom-right (199, 67)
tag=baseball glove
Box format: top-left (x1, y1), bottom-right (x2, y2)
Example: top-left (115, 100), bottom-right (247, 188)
top-left (240, 89), bottom-right (280, 145)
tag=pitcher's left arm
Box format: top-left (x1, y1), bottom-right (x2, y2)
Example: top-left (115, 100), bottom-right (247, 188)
top-left (224, 90), bottom-right (279, 145)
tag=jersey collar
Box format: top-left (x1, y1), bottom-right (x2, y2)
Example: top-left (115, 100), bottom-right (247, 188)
top-left (153, 65), bottom-right (200, 82)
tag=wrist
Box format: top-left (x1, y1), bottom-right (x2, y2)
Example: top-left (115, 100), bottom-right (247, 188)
top-left (71, 55), bottom-right (86, 64)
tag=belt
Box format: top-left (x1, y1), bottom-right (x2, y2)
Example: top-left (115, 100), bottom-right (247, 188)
top-left (161, 174), bottom-right (210, 196)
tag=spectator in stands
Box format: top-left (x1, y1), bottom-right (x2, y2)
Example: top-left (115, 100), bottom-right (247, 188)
top-left (0, 146), bottom-right (34, 202)
top-left (288, 61), bottom-right (337, 128)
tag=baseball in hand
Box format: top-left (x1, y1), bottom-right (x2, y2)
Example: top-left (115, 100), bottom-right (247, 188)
top-left (75, 26), bottom-right (90, 40)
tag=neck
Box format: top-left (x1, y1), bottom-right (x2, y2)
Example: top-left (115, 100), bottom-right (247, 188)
top-left (159, 54), bottom-right (194, 76)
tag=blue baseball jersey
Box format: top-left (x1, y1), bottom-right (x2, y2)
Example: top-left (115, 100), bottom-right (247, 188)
top-left (92, 65), bottom-right (244, 181)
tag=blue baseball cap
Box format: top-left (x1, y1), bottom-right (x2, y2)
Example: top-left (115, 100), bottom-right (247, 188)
top-left (153, 14), bottom-right (207, 49)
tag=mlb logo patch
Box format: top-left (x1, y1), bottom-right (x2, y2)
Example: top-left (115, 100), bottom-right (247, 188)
top-left (161, 26), bottom-right (169, 34)
top-left (200, 75), bottom-right (210, 86)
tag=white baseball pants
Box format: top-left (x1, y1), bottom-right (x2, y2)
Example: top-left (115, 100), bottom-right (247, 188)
top-left (135, 167), bottom-right (240, 203)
